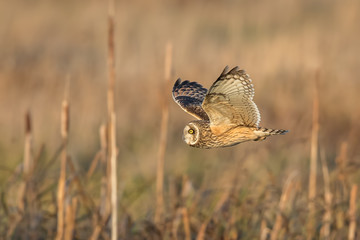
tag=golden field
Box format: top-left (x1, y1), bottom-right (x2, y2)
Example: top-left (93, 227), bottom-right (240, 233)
top-left (0, 0), bottom-right (359, 239)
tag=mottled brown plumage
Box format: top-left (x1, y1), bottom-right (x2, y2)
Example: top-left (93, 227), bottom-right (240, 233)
top-left (173, 66), bottom-right (288, 148)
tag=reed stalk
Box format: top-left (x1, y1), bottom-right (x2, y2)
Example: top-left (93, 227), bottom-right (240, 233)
top-left (64, 196), bottom-right (78, 240)
top-left (86, 151), bottom-right (101, 179)
top-left (270, 172), bottom-right (298, 240)
top-left (320, 149), bottom-right (332, 239)
top-left (171, 207), bottom-right (182, 240)
top-left (260, 219), bottom-right (270, 240)
top-left (89, 127), bottom-right (110, 240)
top-left (107, 0), bottom-right (118, 238)
top-left (307, 71), bottom-right (319, 239)
top-left (335, 141), bottom-right (349, 191)
top-left (196, 222), bottom-right (207, 240)
top-left (182, 207), bottom-right (191, 240)
top-left (155, 42), bottom-right (173, 224)
top-left (348, 184), bottom-right (357, 240)
top-left (107, 0), bottom-right (115, 117)
top-left (99, 124), bottom-right (109, 218)
top-left (55, 79), bottom-right (70, 240)
top-left (110, 112), bottom-right (118, 240)
top-left (67, 156), bottom-right (96, 211)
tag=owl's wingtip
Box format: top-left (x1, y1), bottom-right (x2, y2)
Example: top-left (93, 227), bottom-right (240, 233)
top-left (173, 78), bottom-right (182, 88)
top-left (220, 66), bottom-right (244, 77)
top-left (221, 66), bottom-right (229, 76)
top-left (229, 66), bottom-right (240, 73)
top-left (172, 78), bottom-right (182, 98)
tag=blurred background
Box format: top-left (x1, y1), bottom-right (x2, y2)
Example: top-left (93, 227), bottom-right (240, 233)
top-left (0, 0), bottom-right (359, 238)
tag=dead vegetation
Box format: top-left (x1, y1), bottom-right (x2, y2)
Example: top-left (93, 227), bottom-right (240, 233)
top-left (0, 0), bottom-right (359, 239)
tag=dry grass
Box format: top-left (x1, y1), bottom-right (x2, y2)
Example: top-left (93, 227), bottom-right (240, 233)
top-left (0, 0), bottom-right (360, 239)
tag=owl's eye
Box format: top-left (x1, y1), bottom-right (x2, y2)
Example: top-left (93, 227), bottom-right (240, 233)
top-left (188, 129), bottom-right (195, 134)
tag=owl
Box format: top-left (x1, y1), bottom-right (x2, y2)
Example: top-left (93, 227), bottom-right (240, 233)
top-left (172, 66), bottom-right (288, 149)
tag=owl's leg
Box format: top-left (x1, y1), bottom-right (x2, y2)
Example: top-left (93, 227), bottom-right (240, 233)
top-left (254, 136), bottom-right (267, 141)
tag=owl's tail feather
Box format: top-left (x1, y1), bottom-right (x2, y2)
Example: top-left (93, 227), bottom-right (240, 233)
top-left (253, 127), bottom-right (288, 141)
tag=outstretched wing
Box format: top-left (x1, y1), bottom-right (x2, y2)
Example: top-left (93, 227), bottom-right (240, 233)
top-left (202, 66), bottom-right (260, 133)
top-left (172, 78), bottom-right (209, 120)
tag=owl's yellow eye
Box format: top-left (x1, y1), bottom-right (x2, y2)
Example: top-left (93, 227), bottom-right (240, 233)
top-left (188, 129), bottom-right (194, 134)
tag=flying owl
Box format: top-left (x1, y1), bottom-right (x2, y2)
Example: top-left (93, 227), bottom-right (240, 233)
top-left (172, 66), bottom-right (288, 149)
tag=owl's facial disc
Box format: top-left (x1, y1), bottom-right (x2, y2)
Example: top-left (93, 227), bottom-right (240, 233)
top-left (183, 123), bottom-right (199, 146)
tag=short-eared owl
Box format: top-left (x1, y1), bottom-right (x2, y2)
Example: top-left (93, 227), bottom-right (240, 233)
top-left (172, 66), bottom-right (288, 149)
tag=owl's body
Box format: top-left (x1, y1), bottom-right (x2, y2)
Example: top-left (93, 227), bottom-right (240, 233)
top-left (173, 66), bottom-right (287, 148)
top-left (185, 120), bottom-right (287, 149)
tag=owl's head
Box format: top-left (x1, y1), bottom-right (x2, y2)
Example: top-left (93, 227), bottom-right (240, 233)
top-left (183, 122), bottom-right (200, 146)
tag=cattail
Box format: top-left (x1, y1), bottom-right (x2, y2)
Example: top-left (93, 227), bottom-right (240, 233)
top-left (6, 112), bottom-right (35, 238)
top-left (24, 111), bottom-right (33, 176)
top-left (18, 111), bottom-right (34, 213)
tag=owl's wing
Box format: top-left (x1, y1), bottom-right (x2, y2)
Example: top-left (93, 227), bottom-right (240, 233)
top-left (172, 78), bottom-right (210, 120)
top-left (202, 66), bottom-right (260, 133)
